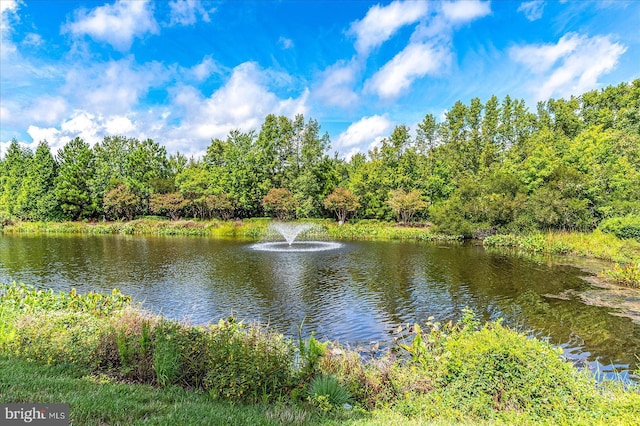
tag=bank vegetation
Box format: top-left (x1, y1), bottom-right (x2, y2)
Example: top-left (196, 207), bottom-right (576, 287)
top-left (1, 283), bottom-right (639, 425)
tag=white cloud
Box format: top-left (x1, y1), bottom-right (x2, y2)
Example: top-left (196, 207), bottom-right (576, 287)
top-left (26, 96), bottom-right (68, 126)
top-left (279, 36), bottom-right (294, 49)
top-left (314, 59), bottom-right (360, 108)
top-left (510, 33), bottom-right (627, 100)
top-left (64, 0), bottom-right (158, 51)
top-left (22, 32), bottom-right (43, 46)
top-left (0, 0), bottom-right (18, 15)
top-left (168, 0), bottom-right (212, 26)
top-left (27, 125), bottom-right (61, 147)
top-left (441, 0), bottom-right (491, 24)
top-left (0, 0), bottom-right (19, 58)
top-left (26, 111), bottom-right (146, 154)
top-left (365, 42), bottom-right (451, 99)
top-left (510, 33), bottom-right (580, 73)
top-left (350, 0), bottom-right (429, 55)
top-left (518, 1), bottom-right (545, 21)
top-left (165, 62), bottom-right (309, 154)
top-left (187, 55), bottom-right (221, 81)
top-left (357, 0), bottom-right (490, 101)
top-left (105, 115), bottom-right (135, 135)
top-left (335, 115), bottom-right (393, 152)
top-left (62, 57), bottom-right (168, 116)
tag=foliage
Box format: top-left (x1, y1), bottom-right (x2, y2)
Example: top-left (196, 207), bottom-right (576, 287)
top-left (204, 319), bottom-right (295, 403)
top-left (602, 262), bottom-right (640, 288)
top-left (0, 283), bottom-right (132, 315)
top-left (103, 183), bottom-right (141, 220)
top-left (307, 375), bottom-right (351, 412)
top-left (152, 321), bottom-right (210, 388)
top-left (297, 331), bottom-right (328, 380)
top-left (598, 215), bottom-right (640, 240)
top-left (1, 81), bottom-right (639, 237)
top-left (323, 187), bottom-right (360, 222)
top-left (54, 137), bottom-right (96, 220)
top-left (387, 188), bottom-right (429, 224)
top-left (392, 311), bottom-right (603, 422)
top-left (484, 230), bottom-right (640, 263)
top-left (261, 188), bottom-right (298, 221)
top-left (208, 192), bottom-right (237, 220)
top-left (149, 192), bottom-right (187, 220)
top-left (3, 285), bottom-right (640, 424)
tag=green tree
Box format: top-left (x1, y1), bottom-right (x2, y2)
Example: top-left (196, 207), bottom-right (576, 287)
top-left (54, 137), bottom-right (96, 220)
top-left (262, 188), bottom-right (297, 220)
top-left (388, 189), bottom-right (429, 224)
top-left (0, 139), bottom-right (32, 217)
top-left (324, 187), bottom-right (360, 223)
top-left (176, 164), bottom-right (212, 218)
top-left (92, 136), bottom-right (131, 213)
top-left (209, 193), bottom-right (237, 220)
top-left (149, 192), bottom-right (187, 220)
top-left (125, 138), bottom-right (170, 213)
top-left (15, 141), bottom-right (60, 220)
top-left (103, 183), bottom-right (141, 220)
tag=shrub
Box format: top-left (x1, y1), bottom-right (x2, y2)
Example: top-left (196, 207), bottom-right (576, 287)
top-left (11, 311), bottom-right (106, 368)
top-left (598, 215), bottom-right (640, 240)
top-left (153, 321), bottom-right (210, 388)
top-left (114, 317), bottom-right (154, 382)
top-left (323, 188), bottom-right (360, 223)
top-left (435, 321), bottom-right (595, 419)
top-left (318, 345), bottom-right (399, 408)
top-left (387, 189), bottom-right (429, 224)
top-left (297, 331), bottom-right (328, 380)
top-left (204, 319), bottom-right (295, 403)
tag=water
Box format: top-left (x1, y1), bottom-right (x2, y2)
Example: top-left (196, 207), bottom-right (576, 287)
top-left (0, 233), bottom-right (638, 378)
top-left (268, 222), bottom-right (314, 245)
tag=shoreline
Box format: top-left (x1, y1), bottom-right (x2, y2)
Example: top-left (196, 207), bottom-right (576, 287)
top-left (1, 283), bottom-right (639, 425)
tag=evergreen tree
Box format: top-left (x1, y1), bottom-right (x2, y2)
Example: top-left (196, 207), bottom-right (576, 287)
top-left (54, 137), bottom-right (96, 220)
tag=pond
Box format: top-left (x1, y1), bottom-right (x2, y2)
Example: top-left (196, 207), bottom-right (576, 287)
top-left (1, 233), bottom-right (638, 379)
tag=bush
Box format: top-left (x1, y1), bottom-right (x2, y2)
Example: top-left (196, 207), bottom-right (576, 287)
top-left (204, 319), bottom-right (295, 403)
top-left (0, 212), bottom-right (14, 228)
top-left (438, 322), bottom-right (594, 418)
top-left (153, 321), bottom-right (210, 388)
top-left (11, 311), bottom-right (106, 368)
top-left (393, 314), bottom-right (596, 421)
top-left (598, 215), bottom-right (640, 240)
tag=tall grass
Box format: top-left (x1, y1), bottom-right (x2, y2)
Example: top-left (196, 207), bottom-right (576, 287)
top-left (1, 218), bottom-right (269, 238)
top-left (484, 230), bottom-right (640, 263)
top-left (484, 231), bottom-right (640, 288)
top-left (2, 218), bottom-right (461, 242)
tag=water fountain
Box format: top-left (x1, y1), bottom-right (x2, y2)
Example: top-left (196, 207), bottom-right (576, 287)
top-left (271, 222), bottom-right (313, 245)
top-left (251, 222), bottom-right (342, 252)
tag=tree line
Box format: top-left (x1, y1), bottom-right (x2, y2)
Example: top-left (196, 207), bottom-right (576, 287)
top-left (1, 80), bottom-right (639, 236)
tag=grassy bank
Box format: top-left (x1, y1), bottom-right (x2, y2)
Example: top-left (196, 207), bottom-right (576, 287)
top-left (1, 283), bottom-right (639, 425)
top-left (484, 231), bottom-right (640, 288)
top-left (0, 218), bottom-right (460, 242)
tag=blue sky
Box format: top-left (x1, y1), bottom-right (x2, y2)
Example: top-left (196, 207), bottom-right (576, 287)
top-left (1, 0), bottom-right (639, 159)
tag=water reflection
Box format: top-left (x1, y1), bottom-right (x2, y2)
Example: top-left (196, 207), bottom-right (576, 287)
top-left (0, 233), bottom-right (638, 377)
